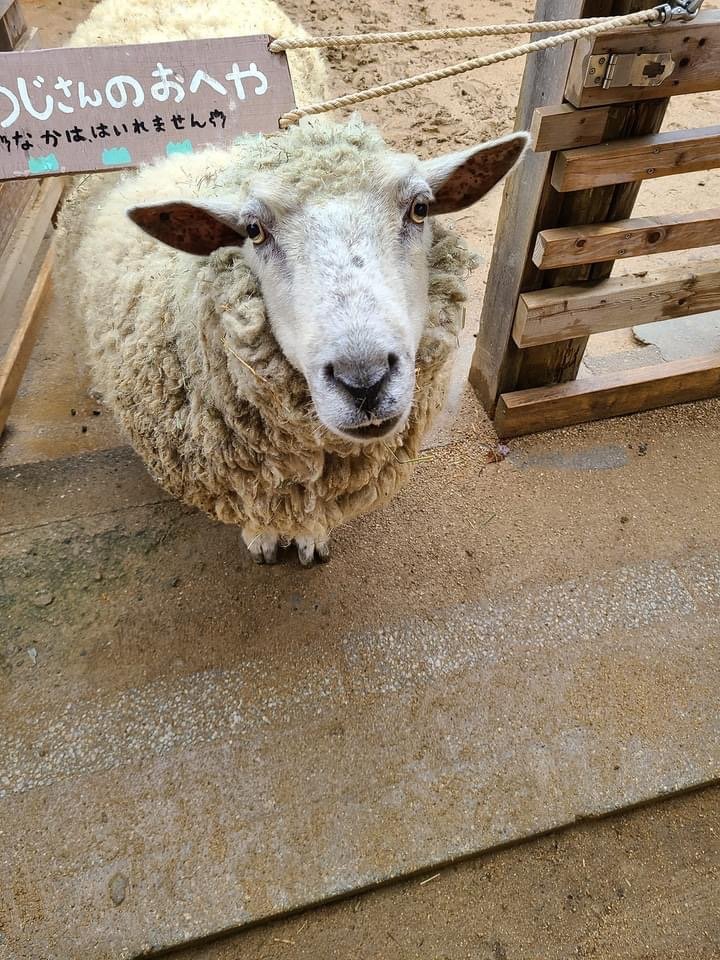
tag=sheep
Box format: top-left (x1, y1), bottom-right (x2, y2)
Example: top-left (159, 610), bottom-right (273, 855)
top-left (56, 0), bottom-right (528, 566)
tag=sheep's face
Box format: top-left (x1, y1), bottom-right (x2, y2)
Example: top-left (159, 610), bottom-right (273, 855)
top-left (128, 131), bottom-right (528, 443)
top-left (238, 186), bottom-right (433, 443)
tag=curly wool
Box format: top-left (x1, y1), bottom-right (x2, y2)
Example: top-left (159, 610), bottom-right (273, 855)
top-left (56, 119), bottom-right (477, 541)
top-left (67, 0), bottom-right (326, 106)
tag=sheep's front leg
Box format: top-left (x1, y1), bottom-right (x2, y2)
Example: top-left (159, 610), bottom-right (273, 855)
top-left (242, 527), bottom-right (280, 565)
top-left (242, 527), bottom-right (330, 567)
top-left (295, 535), bottom-right (331, 567)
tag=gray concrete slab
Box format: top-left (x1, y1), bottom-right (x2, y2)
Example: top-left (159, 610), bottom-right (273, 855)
top-left (1, 444), bottom-right (719, 958)
top-left (634, 311), bottom-right (720, 362)
top-left (4, 398), bottom-right (720, 959)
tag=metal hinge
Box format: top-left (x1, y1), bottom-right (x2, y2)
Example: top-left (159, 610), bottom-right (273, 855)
top-left (583, 51), bottom-right (675, 89)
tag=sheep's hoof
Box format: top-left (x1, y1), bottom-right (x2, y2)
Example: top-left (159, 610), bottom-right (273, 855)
top-left (244, 530), bottom-right (279, 565)
top-left (296, 536), bottom-right (331, 567)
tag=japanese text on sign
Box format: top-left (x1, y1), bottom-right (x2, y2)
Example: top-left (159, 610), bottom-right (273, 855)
top-left (0, 35), bottom-right (295, 180)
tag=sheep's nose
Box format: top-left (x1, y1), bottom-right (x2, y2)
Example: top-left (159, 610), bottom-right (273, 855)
top-left (324, 353), bottom-right (398, 410)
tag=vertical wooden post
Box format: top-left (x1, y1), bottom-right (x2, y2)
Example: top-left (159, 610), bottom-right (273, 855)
top-left (469, 0), bottom-right (669, 419)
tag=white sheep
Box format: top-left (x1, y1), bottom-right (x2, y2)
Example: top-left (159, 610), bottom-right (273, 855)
top-left (56, 0), bottom-right (528, 565)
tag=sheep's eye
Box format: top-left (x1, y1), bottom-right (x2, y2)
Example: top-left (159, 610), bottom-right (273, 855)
top-left (246, 221), bottom-right (266, 245)
top-left (410, 200), bottom-right (429, 224)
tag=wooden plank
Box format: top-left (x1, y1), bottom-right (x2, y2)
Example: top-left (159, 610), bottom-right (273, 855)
top-left (469, 0), bottom-right (619, 414)
top-left (0, 0), bottom-right (26, 52)
top-left (533, 207), bottom-right (720, 269)
top-left (513, 263), bottom-right (720, 347)
top-left (0, 178), bottom-right (38, 253)
top-left (552, 126), bottom-right (720, 192)
top-left (565, 11), bottom-right (720, 108)
top-left (0, 178), bottom-right (62, 341)
top-left (495, 353), bottom-right (720, 437)
top-left (531, 104), bottom-right (618, 152)
top-left (470, 1), bottom-right (670, 416)
top-left (0, 26), bottom-right (40, 254)
top-left (0, 238), bottom-right (54, 435)
top-left (0, 0), bottom-right (18, 20)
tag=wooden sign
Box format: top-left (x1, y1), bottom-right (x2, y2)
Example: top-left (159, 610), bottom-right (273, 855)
top-left (0, 35), bottom-right (296, 181)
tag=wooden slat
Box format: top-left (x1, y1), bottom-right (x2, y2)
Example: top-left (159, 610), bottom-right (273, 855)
top-left (0, 26), bottom-right (40, 256)
top-left (533, 207), bottom-right (720, 269)
top-left (0, 178), bottom-right (63, 342)
top-left (0, 0), bottom-right (26, 52)
top-left (551, 126), bottom-right (720, 192)
top-left (470, 0), bottom-right (647, 413)
top-left (565, 11), bottom-right (720, 108)
top-left (495, 353), bottom-right (720, 437)
top-left (513, 263), bottom-right (720, 347)
top-left (0, 179), bottom-right (38, 254)
top-left (471, 1), bottom-right (671, 415)
top-left (0, 239), bottom-right (54, 435)
top-left (531, 104), bottom-right (619, 152)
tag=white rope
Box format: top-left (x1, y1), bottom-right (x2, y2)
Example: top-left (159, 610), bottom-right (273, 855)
top-left (270, 16), bottom-right (649, 52)
top-left (275, 7), bottom-right (663, 128)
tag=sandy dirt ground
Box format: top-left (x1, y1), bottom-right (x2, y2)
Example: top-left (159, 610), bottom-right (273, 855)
top-left (5, 0), bottom-right (720, 957)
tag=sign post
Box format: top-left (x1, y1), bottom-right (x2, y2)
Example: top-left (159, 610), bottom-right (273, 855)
top-left (0, 35), bottom-right (296, 180)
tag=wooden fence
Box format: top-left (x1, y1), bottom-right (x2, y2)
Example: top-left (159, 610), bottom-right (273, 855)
top-left (0, 0), bottom-right (61, 436)
top-left (469, 0), bottom-right (720, 436)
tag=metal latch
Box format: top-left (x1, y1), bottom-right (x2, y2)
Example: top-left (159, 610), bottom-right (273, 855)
top-left (583, 52), bottom-right (675, 89)
top-left (655, 0), bottom-right (704, 24)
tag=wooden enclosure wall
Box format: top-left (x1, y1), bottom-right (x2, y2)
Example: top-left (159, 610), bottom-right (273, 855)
top-left (0, 1), bottom-right (60, 436)
top-left (469, 0), bottom-right (720, 437)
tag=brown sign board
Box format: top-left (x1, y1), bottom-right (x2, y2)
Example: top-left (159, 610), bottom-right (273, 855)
top-left (0, 35), bottom-right (296, 181)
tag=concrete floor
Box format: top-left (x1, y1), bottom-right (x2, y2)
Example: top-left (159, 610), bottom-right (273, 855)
top-left (172, 785), bottom-right (720, 960)
top-left (2, 396), bottom-right (720, 958)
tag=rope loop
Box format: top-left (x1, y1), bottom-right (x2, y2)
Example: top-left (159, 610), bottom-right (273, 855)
top-left (272, 6), bottom-right (665, 128)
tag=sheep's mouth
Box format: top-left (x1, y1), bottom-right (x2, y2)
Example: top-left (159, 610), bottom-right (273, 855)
top-left (341, 415), bottom-right (401, 441)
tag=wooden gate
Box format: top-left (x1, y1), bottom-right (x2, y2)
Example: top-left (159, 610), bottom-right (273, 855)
top-left (469, 0), bottom-right (720, 436)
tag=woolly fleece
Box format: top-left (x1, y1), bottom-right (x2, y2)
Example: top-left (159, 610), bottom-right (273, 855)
top-left (55, 118), bottom-right (477, 542)
top-left (67, 0), bottom-right (326, 106)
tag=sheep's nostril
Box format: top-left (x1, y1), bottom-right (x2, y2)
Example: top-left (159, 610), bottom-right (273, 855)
top-left (333, 370), bottom-right (387, 410)
top-left (323, 363), bottom-right (335, 381)
top-left (387, 352), bottom-right (399, 371)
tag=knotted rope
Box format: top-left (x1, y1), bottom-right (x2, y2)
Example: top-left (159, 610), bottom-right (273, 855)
top-left (272, 7), bottom-right (664, 128)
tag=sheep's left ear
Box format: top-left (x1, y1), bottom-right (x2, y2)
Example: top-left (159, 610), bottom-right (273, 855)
top-left (421, 132), bottom-right (529, 216)
top-left (127, 199), bottom-right (245, 255)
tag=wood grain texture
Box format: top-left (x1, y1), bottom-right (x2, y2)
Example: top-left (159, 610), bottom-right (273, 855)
top-left (470, 1), bottom-right (671, 418)
top-left (495, 353), bottom-right (720, 437)
top-left (0, 179), bottom-right (38, 254)
top-left (517, 92), bottom-right (668, 393)
top-left (469, 0), bottom-right (620, 414)
top-left (0, 0), bottom-right (17, 22)
top-left (533, 207), bottom-right (720, 268)
top-left (513, 263), bottom-right (720, 347)
top-left (0, 178), bottom-right (63, 343)
top-left (565, 11), bottom-right (720, 107)
top-left (0, 239), bottom-right (54, 435)
top-left (552, 125), bottom-right (720, 192)
top-left (0, 0), bottom-right (26, 52)
top-left (531, 103), bottom-right (618, 152)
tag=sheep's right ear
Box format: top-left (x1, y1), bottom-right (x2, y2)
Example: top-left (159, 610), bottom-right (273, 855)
top-left (127, 200), bottom-right (245, 255)
top-left (422, 132), bottom-right (530, 216)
